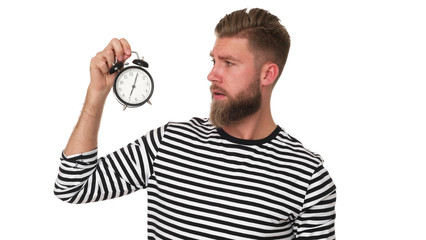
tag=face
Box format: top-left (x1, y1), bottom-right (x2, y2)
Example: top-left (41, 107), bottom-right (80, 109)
top-left (208, 37), bottom-right (262, 127)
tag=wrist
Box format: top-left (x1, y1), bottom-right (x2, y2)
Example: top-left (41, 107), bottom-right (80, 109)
top-left (84, 86), bottom-right (107, 117)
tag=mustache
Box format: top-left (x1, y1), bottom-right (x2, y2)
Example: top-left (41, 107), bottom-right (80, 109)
top-left (210, 85), bottom-right (227, 95)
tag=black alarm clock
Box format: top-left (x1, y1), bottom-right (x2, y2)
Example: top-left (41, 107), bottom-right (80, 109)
top-left (109, 51), bottom-right (154, 110)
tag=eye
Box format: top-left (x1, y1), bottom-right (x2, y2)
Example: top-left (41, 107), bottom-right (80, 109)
top-left (211, 59), bottom-right (216, 65)
top-left (225, 61), bottom-right (233, 66)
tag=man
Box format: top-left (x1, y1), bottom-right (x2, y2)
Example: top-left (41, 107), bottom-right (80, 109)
top-left (54, 8), bottom-right (336, 239)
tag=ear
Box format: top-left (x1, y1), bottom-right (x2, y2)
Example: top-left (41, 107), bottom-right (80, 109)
top-left (260, 62), bottom-right (279, 87)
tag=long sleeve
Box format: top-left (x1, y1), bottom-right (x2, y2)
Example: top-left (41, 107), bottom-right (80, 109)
top-left (294, 164), bottom-right (337, 239)
top-left (54, 125), bottom-right (166, 204)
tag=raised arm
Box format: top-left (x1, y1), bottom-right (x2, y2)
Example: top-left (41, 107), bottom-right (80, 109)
top-left (54, 38), bottom-right (163, 204)
top-left (64, 38), bottom-right (132, 156)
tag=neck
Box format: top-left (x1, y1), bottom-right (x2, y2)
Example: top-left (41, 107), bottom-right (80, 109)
top-left (221, 105), bottom-right (276, 140)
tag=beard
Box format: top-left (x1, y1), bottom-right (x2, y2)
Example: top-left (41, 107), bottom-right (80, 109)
top-left (209, 77), bottom-right (262, 128)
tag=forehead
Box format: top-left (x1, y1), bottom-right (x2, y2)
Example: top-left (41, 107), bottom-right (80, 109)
top-left (210, 37), bottom-right (253, 61)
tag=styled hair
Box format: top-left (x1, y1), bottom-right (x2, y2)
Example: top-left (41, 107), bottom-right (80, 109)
top-left (215, 8), bottom-right (291, 81)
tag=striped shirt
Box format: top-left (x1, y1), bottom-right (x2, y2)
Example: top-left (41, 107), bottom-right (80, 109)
top-left (54, 117), bottom-right (336, 239)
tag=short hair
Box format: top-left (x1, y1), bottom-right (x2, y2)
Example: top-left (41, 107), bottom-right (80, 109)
top-left (215, 8), bottom-right (291, 81)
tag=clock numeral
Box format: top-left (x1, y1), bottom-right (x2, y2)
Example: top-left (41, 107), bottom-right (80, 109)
top-left (129, 72), bottom-right (133, 77)
top-left (124, 75), bottom-right (128, 79)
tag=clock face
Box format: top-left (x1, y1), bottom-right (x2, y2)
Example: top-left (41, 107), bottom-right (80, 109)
top-left (113, 66), bottom-right (153, 107)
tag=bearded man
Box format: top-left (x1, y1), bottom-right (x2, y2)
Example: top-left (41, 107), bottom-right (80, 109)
top-left (54, 8), bottom-right (336, 240)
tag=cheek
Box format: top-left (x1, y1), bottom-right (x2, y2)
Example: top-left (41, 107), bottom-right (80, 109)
top-left (230, 71), bottom-right (256, 92)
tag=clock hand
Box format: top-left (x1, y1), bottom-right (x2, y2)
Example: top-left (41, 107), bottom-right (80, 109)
top-left (129, 73), bottom-right (139, 100)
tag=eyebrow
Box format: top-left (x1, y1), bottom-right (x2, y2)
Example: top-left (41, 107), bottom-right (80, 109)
top-left (210, 52), bottom-right (241, 63)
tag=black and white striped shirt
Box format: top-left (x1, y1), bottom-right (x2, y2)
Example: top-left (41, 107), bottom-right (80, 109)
top-left (54, 117), bottom-right (336, 239)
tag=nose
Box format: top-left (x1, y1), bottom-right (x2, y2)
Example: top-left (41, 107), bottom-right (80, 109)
top-left (207, 65), bottom-right (221, 83)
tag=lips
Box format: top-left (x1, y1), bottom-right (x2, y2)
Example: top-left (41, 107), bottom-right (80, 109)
top-left (210, 85), bottom-right (227, 100)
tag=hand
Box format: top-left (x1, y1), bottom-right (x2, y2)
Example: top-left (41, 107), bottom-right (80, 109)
top-left (89, 38), bottom-right (132, 99)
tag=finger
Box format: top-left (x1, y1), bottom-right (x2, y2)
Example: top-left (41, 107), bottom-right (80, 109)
top-left (104, 49), bottom-right (115, 69)
top-left (112, 38), bottom-right (125, 62)
top-left (109, 38), bottom-right (129, 63)
top-left (119, 38), bottom-right (132, 60)
top-left (91, 52), bottom-right (109, 74)
top-left (102, 38), bottom-right (120, 63)
top-left (106, 38), bottom-right (132, 62)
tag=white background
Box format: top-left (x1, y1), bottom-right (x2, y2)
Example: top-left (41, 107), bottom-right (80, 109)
top-left (1, 0), bottom-right (425, 239)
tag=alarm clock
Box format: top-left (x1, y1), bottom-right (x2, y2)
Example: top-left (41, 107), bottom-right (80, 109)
top-left (109, 51), bottom-right (154, 110)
